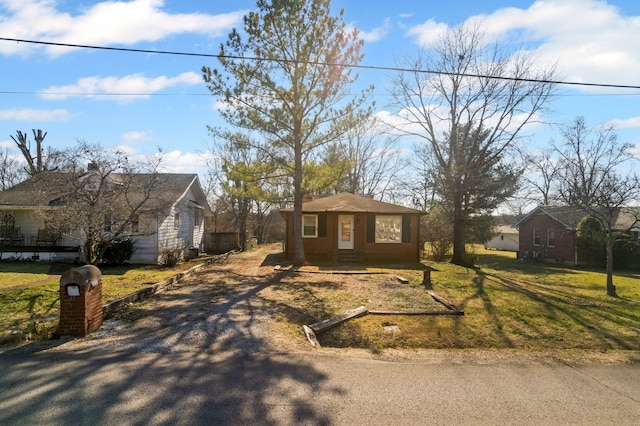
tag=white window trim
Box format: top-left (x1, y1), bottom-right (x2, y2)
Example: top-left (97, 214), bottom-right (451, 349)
top-left (302, 214), bottom-right (318, 238)
top-left (533, 227), bottom-right (540, 246)
top-left (547, 228), bottom-right (556, 248)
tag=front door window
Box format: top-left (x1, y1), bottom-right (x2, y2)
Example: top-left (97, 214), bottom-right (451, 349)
top-left (338, 215), bottom-right (354, 249)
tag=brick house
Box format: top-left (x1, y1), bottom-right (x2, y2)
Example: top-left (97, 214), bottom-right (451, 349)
top-left (514, 205), bottom-right (639, 265)
top-left (281, 193), bottom-right (425, 264)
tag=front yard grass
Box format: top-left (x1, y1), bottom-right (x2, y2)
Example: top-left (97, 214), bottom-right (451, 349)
top-left (1, 246), bottom-right (639, 355)
top-left (0, 257), bottom-right (213, 343)
top-left (316, 247), bottom-right (640, 352)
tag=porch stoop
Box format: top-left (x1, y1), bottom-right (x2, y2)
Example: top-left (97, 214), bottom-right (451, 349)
top-left (338, 250), bottom-right (359, 264)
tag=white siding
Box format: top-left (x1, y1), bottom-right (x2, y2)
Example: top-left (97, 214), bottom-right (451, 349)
top-left (1, 177), bottom-right (209, 265)
top-left (485, 226), bottom-right (519, 251)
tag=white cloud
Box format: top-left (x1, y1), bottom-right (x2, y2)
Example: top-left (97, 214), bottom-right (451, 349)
top-left (405, 0), bottom-right (640, 92)
top-left (159, 149), bottom-right (208, 174)
top-left (0, 107), bottom-right (70, 121)
top-left (39, 71), bottom-right (202, 102)
top-left (605, 117), bottom-right (640, 129)
top-left (0, 0), bottom-right (246, 57)
top-left (0, 139), bottom-right (14, 149)
top-left (405, 18), bottom-right (449, 47)
top-left (353, 17), bottom-right (392, 43)
top-left (111, 144), bottom-right (137, 157)
top-left (121, 130), bottom-right (154, 144)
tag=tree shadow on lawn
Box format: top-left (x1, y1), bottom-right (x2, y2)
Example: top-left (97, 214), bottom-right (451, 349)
top-left (476, 252), bottom-right (587, 277)
top-left (459, 268), bottom-right (640, 350)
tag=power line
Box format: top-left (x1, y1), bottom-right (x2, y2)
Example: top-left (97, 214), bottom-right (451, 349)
top-left (1, 89), bottom-right (638, 99)
top-left (0, 90), bottom-right (211, 97)
top-left (2, 37), bottom-right (640, 91)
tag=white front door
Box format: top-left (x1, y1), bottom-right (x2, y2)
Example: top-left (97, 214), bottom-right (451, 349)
top-left (338, 215), bottom-right (354, 249)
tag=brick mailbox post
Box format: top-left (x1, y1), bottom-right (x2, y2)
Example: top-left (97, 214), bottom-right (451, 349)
top-left (58, 265), bottom-right (103, 336)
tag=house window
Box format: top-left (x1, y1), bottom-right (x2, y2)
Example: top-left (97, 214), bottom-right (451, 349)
top-left (194, 211), bottom-right (200, 226)
top-left (547, 229), bottom-right (556, 247)
top-left (533, 227), bottom-right (541, 246)
top-left (174, 213), bottom-right (180, 230)
top-left (367, 214), bottom-right (411, 243)
top-left (375, 215), bottom-right (402, 243)
top-left (303, 215), bottom-right (318, 238)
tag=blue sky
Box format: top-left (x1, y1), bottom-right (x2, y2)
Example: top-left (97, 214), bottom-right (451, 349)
top-left (1, 0), bottom-right (639, 177)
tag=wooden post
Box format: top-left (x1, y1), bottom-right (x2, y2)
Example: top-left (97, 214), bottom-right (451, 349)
top-left (422, 269), bottom-right (432, 288)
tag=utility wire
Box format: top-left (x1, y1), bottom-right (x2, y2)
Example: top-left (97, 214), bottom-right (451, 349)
top-left (2, 37), bottom-right (640, 91)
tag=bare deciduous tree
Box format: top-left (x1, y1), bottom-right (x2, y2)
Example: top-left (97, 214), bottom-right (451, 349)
top-left (555, 117), bottom-right (640, 297)
top-left (390, 21), bottom-right (556, 266)
top-left (524, 147), bottom-right (560, 206)
top-left (41, 141), bottom-right (169, 265)
top-left (10, 129), bottom-right (60, 176)
top-left (338, 118), bottom-right (405, 200)
top-left (0, 147), bottom-right (24, 190)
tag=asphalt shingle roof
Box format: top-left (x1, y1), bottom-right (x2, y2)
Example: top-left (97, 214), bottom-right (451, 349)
top-left (0, 172), bottom-right (209, 213)
top-left (514, 205), bottom-right (640, 231)
top-left (281, 193), bottom-right (424, 214)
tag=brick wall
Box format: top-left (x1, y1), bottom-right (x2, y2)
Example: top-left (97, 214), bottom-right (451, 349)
top-left (518, 212), bottom-right (576, 264)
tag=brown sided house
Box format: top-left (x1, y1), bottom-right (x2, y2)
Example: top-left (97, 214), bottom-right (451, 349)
top-left (281, 193), bottom-right (424, 264)
top-left (514, 205), bottom-right (640, 266)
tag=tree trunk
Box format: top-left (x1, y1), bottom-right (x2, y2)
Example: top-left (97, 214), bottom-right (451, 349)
top-left (605, 230), bottom-right (617, 297)
top-left (450, 197), bottom-right (467, 266)
top-left (292, 138), bottom-right (305, 266)
top-left (84, 239), bottom-right (99, 265)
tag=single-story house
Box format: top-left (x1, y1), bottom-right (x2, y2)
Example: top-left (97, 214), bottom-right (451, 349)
top-left (484, 225), bottom-right (519, 251)
top-left (0, 171), bottom-right (213, 264)
top-left (281, 193), bottom-right (425, 264)
top-left (513, 205), bottom-right (639, 265)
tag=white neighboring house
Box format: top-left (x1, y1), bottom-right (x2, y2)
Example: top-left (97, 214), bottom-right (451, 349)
top-left (484, 225), bottom-right (519, 251)
top-left (0, 172), bottom-right (213, 264)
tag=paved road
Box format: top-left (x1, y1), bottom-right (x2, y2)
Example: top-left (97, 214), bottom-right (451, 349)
top-left (1, 344), bottom-right (639, 425)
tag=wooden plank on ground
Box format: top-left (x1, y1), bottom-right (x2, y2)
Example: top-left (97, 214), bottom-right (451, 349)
top-left (309, 306), bottom-right (368, 333)
top-left (395, 275), bottom-right (409, 284)
top-left (368, 310), bottom-right (463, 316)
top-left (302, 325), bottom-right (321, 347)
top-left (426, 290), bottom-right (463, 314)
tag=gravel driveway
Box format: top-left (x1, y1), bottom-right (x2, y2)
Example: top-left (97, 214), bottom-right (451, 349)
top-left (57, 247), bottom-right (292, 355)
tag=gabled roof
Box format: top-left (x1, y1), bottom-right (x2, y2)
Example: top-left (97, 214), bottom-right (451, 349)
top-left (281, 193), bottom-right (424, 214)
top-left (495, 224), bottom-right (519, 235)
top-left (513, 205), bottom-right (640, 231)
top-left (0, 172), bottom-right (213, 216)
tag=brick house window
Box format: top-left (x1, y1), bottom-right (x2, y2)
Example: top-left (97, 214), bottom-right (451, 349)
top-left (367, 214), bottom-right (411, 243)
top-left (533, 227), bottom-right (540, 246)
top-left (303, 215), bottom-right (318, 238)
top-left (375, 215), bottom-right (402, 243)
top-left (547, 229), bottom-right (556, 247)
